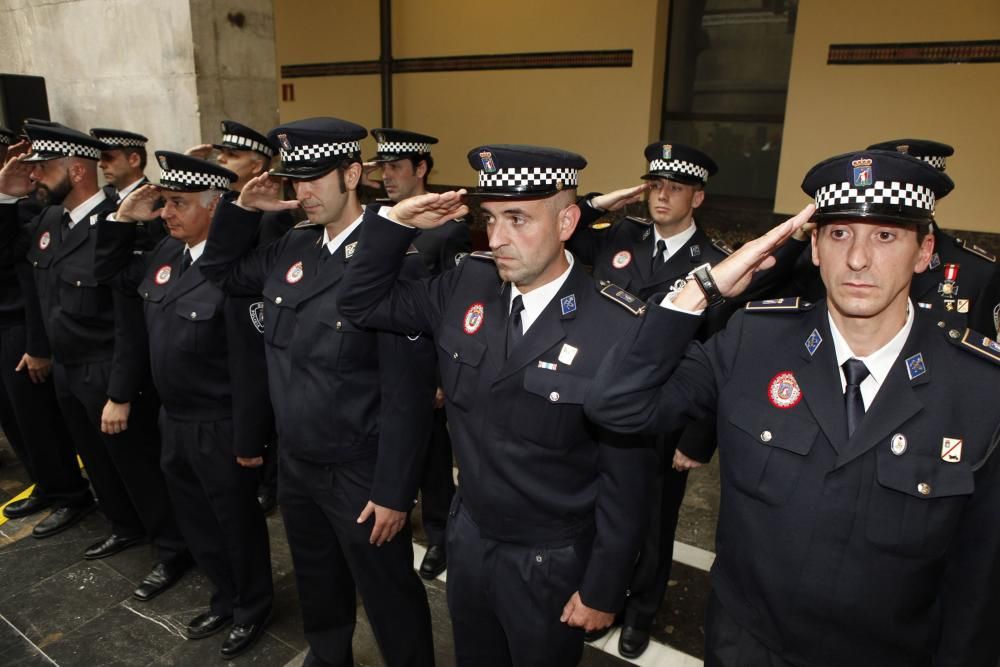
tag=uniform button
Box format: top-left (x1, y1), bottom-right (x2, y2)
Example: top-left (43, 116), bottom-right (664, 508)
top-left (275, 296), bottom-right (283, 304)
top-left (549, 391), bottom-right (560, 402)
top-left (336, 321), bottom-right (342, 330)
top-left (535, 554), bottom-right (543, 564)
top-left (452, 352), bottom-right (459, 360)
top-left (75, 280), bottom-right (81, 287)
top-left (32, 261), bottom-right (38, 267)
top-left (190, 312), bottom-right (197, 319)
top-left (143, 291), bottom-right (149, 298)
top-left (937, 321), bottom-right (946, 328)
top-left (890, 433), bottom-right (907, 456)
top-left (948, 329), bottom-right (960, 339)
top-left (917, 482), bottom-right (931, 496)
top-left (760, 430), bottom-right (772, 443)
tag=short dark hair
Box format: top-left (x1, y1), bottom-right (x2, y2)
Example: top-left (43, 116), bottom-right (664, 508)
top-left (123, 146), bottom-right (147, 170)
top-left (407, 155), bottom-right (433, 185)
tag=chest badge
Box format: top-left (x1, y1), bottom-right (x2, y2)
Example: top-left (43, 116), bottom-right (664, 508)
top-left (344, 241), bottom-right (358, 259)
top-left (768, 371), bottom-right (802, 409)
top-left (928, 252), bottom-right (941, 270)
top-left (941, 437), bottom-right (963, 463)
top-left (560, 294), bottom-right (577, 316)
top-left (612, 250), bottom-right (632, 269)
top-left (285, 261), bottom-right (304, 284)
top-left (905, 353), bottom-right (926, 380)
top-left (463, 303), bottom-right (484, 335)
top-left (938, 263), bottom-right (959, 297)
top-left (804, 328), bottom-right (823, 356)
top-left (38, 231), bottom-right (51, 250)
top-left (558, 343), bottom-right (579, 365)
top-left (890, 433), bottom-right (907, 456)
top-left (154, 264), bottom-right (172, 285)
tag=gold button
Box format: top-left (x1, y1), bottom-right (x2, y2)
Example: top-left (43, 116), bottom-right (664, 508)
top-left (948, 329), bottom-right (960, 339)
top-left (336, 321), bottom-right (342, 330)
top-left (275, 296), bottom-right (283, 304)
top-left (937, 321), bottom-right (946, 328)
top-left (549, 391), bottom-right (560, 402)
top-left (917, 482), bottom-right (931, 496)
top-left (190, 312), bottom-right (197, 319)
top-left (760, 430), bottom-right (772, 443)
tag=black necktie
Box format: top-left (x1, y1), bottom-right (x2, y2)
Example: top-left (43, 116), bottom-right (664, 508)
top-left (506, 295), bottom-right (524, 359)
top-left (843, 358), bottom-right (870, 437)
top-left (180, 248), bottom-right (192, 275)
top-left (60, 211), bottom-right (71, 241)
top-left (651, 239), bottom-right (666, 272)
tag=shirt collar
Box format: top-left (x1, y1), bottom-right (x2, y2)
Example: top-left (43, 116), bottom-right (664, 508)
top-left (185, 239), bottom-right (207, 263)
top-left (116, 177), bottom-right (146, 201)
top-left (509, 250), bottom-right (575, 333)
top-left (653, 221), bottom-right (698, 260)
top-left (321, 213), bottom-right (364, 254)
top-left (66, 189), bottom-right (108, 226)
top-left (828, 300), bottom-right (915, 387)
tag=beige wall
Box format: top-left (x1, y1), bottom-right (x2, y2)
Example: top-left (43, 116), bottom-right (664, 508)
top-left (274, 0), bottom-right (670, 191)
top-left (775, 0), bottom-right (1000, 233)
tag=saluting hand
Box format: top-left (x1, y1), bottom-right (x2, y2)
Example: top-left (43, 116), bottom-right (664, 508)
top-left (115, 184), bottom-right (163, 222)
top-left (360, 161), bottom-right (382, 189)
top-left (237, 172), bottom-right (299, 213)
top-left (0, 146), bottom-right (35, 198)
top-left (591, 183), bottom-right (651, 212)
top-left (357, 500), bottom-right (407, 546)
top-left (673, 204), bottom-right (815, 311)
top-left (3, 140), bottom-right (31, 166)
top-left (185, 143), bottom-right (214, 160)
top-left (560, 591), bottom-right (615, 632)
top-left (386, 190), bottom-right (469, 229)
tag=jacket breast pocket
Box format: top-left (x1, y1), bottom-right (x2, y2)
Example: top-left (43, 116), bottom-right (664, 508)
top-left (317, 307), bottom-right (375, 371)
top-left (513, 365), bottom-right (592, 449)
top-left (174, 299), bottom-right (218, 353)
top-left (261, 285), bottom-right (295, 349)
top-left (866, 450), bottom-right (974, 558)
top-left (437, 326), bottom-right (486, 412)
top-left (58, 268), bottom-right (111, 318)
top-left (722, 395), bottom-right (819, 506)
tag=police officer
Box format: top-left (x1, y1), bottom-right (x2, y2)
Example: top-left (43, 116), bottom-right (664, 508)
top-left (366, 127), bottom-right (471, 580)
top-left (337, 144), bottom-right (655, 667)
top-left (94, 153), bottom-right (274, 658)
top-left (0, 122), bottom-right (189, 598)
top-left (587, 150), bottom-right (1000, 666)
top-left (199, 117), bottom-right (437, 666)
top-left (569, 142), bottom-right (730, 657)
top-left (0, 130), bottom-right (94, 530)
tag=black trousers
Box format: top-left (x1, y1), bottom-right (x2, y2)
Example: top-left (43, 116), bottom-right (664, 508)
top-left (257, 440), bottom-right (278, 496)
top-left (0, 324), bottom-right (91, 507)
top-left (418, 407), bottom-right (455, 546)
top-left (52, 360), bottom-right (185, 563)
top-left (160, 413), bottom-right (273, 624)
top-left (278, 450), bottom-right (434, 667)
top-left (446, 500), bottom-right (587, 667)
top-left (704, 592), bottom-right (796, 667)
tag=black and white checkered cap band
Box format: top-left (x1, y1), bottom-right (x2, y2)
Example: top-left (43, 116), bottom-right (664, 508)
top-left (918, 155), bottom-right (947, 170)
top-left (222, 133), bottom-right (274, 157)
top-left (478, 167), bottom-right (578, 189)
top-left (280, 141), bottom-right (360, 163)
top-left (814, 180), bottom-right (935, 211)
top-left (0, 135), bottom-right (11, 146)
top-left (31, 139), bottom-right (101, 160)
top-left (648, 159), bottom-right (710, 182)
top-left (377, 141), bottom-right (431, 155)
top-left (160, 168), bottom-right (231, 190)
top-left (100, 136), bottom-right (146, 148)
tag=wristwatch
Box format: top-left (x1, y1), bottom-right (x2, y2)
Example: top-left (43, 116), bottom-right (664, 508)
top-left (688, 263), bottom-right (725, 308)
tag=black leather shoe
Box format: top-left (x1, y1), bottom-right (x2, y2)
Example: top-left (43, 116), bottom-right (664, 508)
top-left (4, 494), bottom-right (51, 520)
top-left (32, 504), bottom-right (97, 539)
top-left (186, 611), bottom-right (233, 640)
top-left (133, 561), bottom-right (190, 601)
top-left (584, 625), bottom-right (614, 643)
top-left (419, 544), bottom-right (447, 580)
top-left (257, 489), bottom-right (277, 516)
top-left (220, 608), bottom-right (272, 660)
top-left (83, 533), bottom-right (144, 559)
top-left (618, 624), bottom-right (651, 659)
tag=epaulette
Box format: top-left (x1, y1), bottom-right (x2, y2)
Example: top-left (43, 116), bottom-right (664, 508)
top-left (954, 237), bottom-right (996, 263)
top-left (596, 281), bottom-right (645, 316)
top-left (372, 197), bottom-right (393, 206)
top-left (744, 297), bottom-right (813, 313)
top-left (405, 244), bottom-right (420, 256)
top-left (947, 327), bottom-right (1000, 365)
top-left (712, 239), bottom-right (734, 256)
top-left (624, 215), bottom-right (652, 226)
top-left (293, 220), bottom-right (321, 230)
top-left (589, 220), bottom-right (612, 230)
top-left (468, 250), bottom-right (494, 260)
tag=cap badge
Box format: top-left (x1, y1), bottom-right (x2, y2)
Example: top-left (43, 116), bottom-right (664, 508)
top-left (157, 155), bottom-right (169, 170)
top-left (479, 151), bottom-right (497, 174)
top-left (38, 231), bottom-right (51, 250)
top-left (463, 302), bottom-right (484, 335)
top-left (852, 158), bottom-right (873, 188)
top-left (555, 180), bottom-right (564, 191)
top-left (768, 371), bottom-right (802, 409)
top-left (896, 144), bottom-right (909, 154)
top-left (905, 352), bottom-right (926, 380)
top-left (154, 264), bottom-right (172, 285)
top-left (662, 144), bottom-right (672, 160)
top-left (941, 437), bottom-right (963, 463)
top-left (277, 133), bottom-right (291, 150)
top-left (285, 260), bottom-right (304, 284)
top-left (611, 250), bottom-right (632, 269)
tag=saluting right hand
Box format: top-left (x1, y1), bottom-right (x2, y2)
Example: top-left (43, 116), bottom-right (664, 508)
top-left (386, 190), bottom-right (469, 229)
top-left (115, 184), bottom-right (164, 222)
top-left (185, 143), bottom-right (214, 160)
top-left (590, 183), bottom-right (651, 212)
top-left (236, 172), bottom-right (299, 213)
top-left (0, 143), bottom-right (35, 198)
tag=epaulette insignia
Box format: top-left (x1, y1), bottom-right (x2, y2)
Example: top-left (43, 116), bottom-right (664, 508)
top-left (372, 197), bottom-right (393, 206)
top-left (405, 244), bottom-right (420, 256)
top-left (597, 281), bottom-right (645, 316)
top-left (955, 238), bottom-right (996, 263)
top-left (589, 221), bottom-right (612, 230)
top-left (745, 297), bottom-right (812, 312)
top-left (469, 250), bottom-right (494, 260)
top-left (949, 328), bottom-right (1000, 365)
top-left (712, 239), bottom-right (734, 256)
top-left (625, 215), bottom-right (652, 226)
top-left (293, 220), bottom-right (321, 229)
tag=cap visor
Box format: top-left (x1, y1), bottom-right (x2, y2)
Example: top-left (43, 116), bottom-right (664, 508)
top-left (813, 210), bottom-right (932, 227)
top-left (463, 187), bottom-right (566, 200)
top-left (641, 172), bottom-right (705, 186)
top-left (22, 152), bottom-right (64, 163)
top-left (269, 163), bottom-right (340, 180)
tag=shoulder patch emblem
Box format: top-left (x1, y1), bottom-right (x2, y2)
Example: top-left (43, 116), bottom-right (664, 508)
top-left (463, 303), bottom-right (485, 334)
top-left (469, 250), bottom-right (494, 261)
top-left (597, 281), bottom-right (645, 316)
top-left (956, 238), bottom-right (996, 263)
top-left (285, 261), bottom-right (304, 284)
top-left (590, 221), bottom-right (612, 230)
top-left (745, 297), bottom-right (810, 312)
top-left (949, 328), bottom-right (1000, 365)
top-left (611, 250), bottom-right (632, 269)
top-left (249, 301), bottom-right (265, 333)
top-left (712, 239), bottom-right (734, 256)
top-left (154, 264), bottom-right (172, 285)
top-left (38, 230), bottom-right (51, 250)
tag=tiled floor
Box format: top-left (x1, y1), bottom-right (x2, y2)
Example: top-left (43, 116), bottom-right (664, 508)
top-left (0, 437), bottom-right (720, 666)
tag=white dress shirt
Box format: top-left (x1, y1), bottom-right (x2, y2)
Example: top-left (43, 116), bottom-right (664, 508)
top-left (652, 221), bottom-right (697, 261)
top-left (321, 213), bottom-right (364, 254)
top-left (186, 239), bottom-right (207, 263)
top-left (66, 189), bottom-right (109, 229)
top-left (509, 251), bottom-right (575, 333)
top-left (116, 177), bottom-right (146, 202)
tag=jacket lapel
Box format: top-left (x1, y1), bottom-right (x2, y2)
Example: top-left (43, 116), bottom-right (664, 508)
top-left (793, 304), bottom-right (848, 454)
top-left (483, 281), bottom-right (511, 372)
top-left (163, 247), bottom-right (209, 304)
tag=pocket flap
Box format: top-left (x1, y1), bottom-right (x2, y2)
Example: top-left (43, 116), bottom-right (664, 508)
top-left (175, 299), bottom-right (217, 322)
top-left (727, 395), bottom-right (818, 456)
top-left (876, 452), bottom-right (974, 499)
top-left (59, 267), bottom-right (99, 288)
top-left (438, 326), bottom-right (486, 367)
top-left (522, 365), bottom-right (592, 405)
